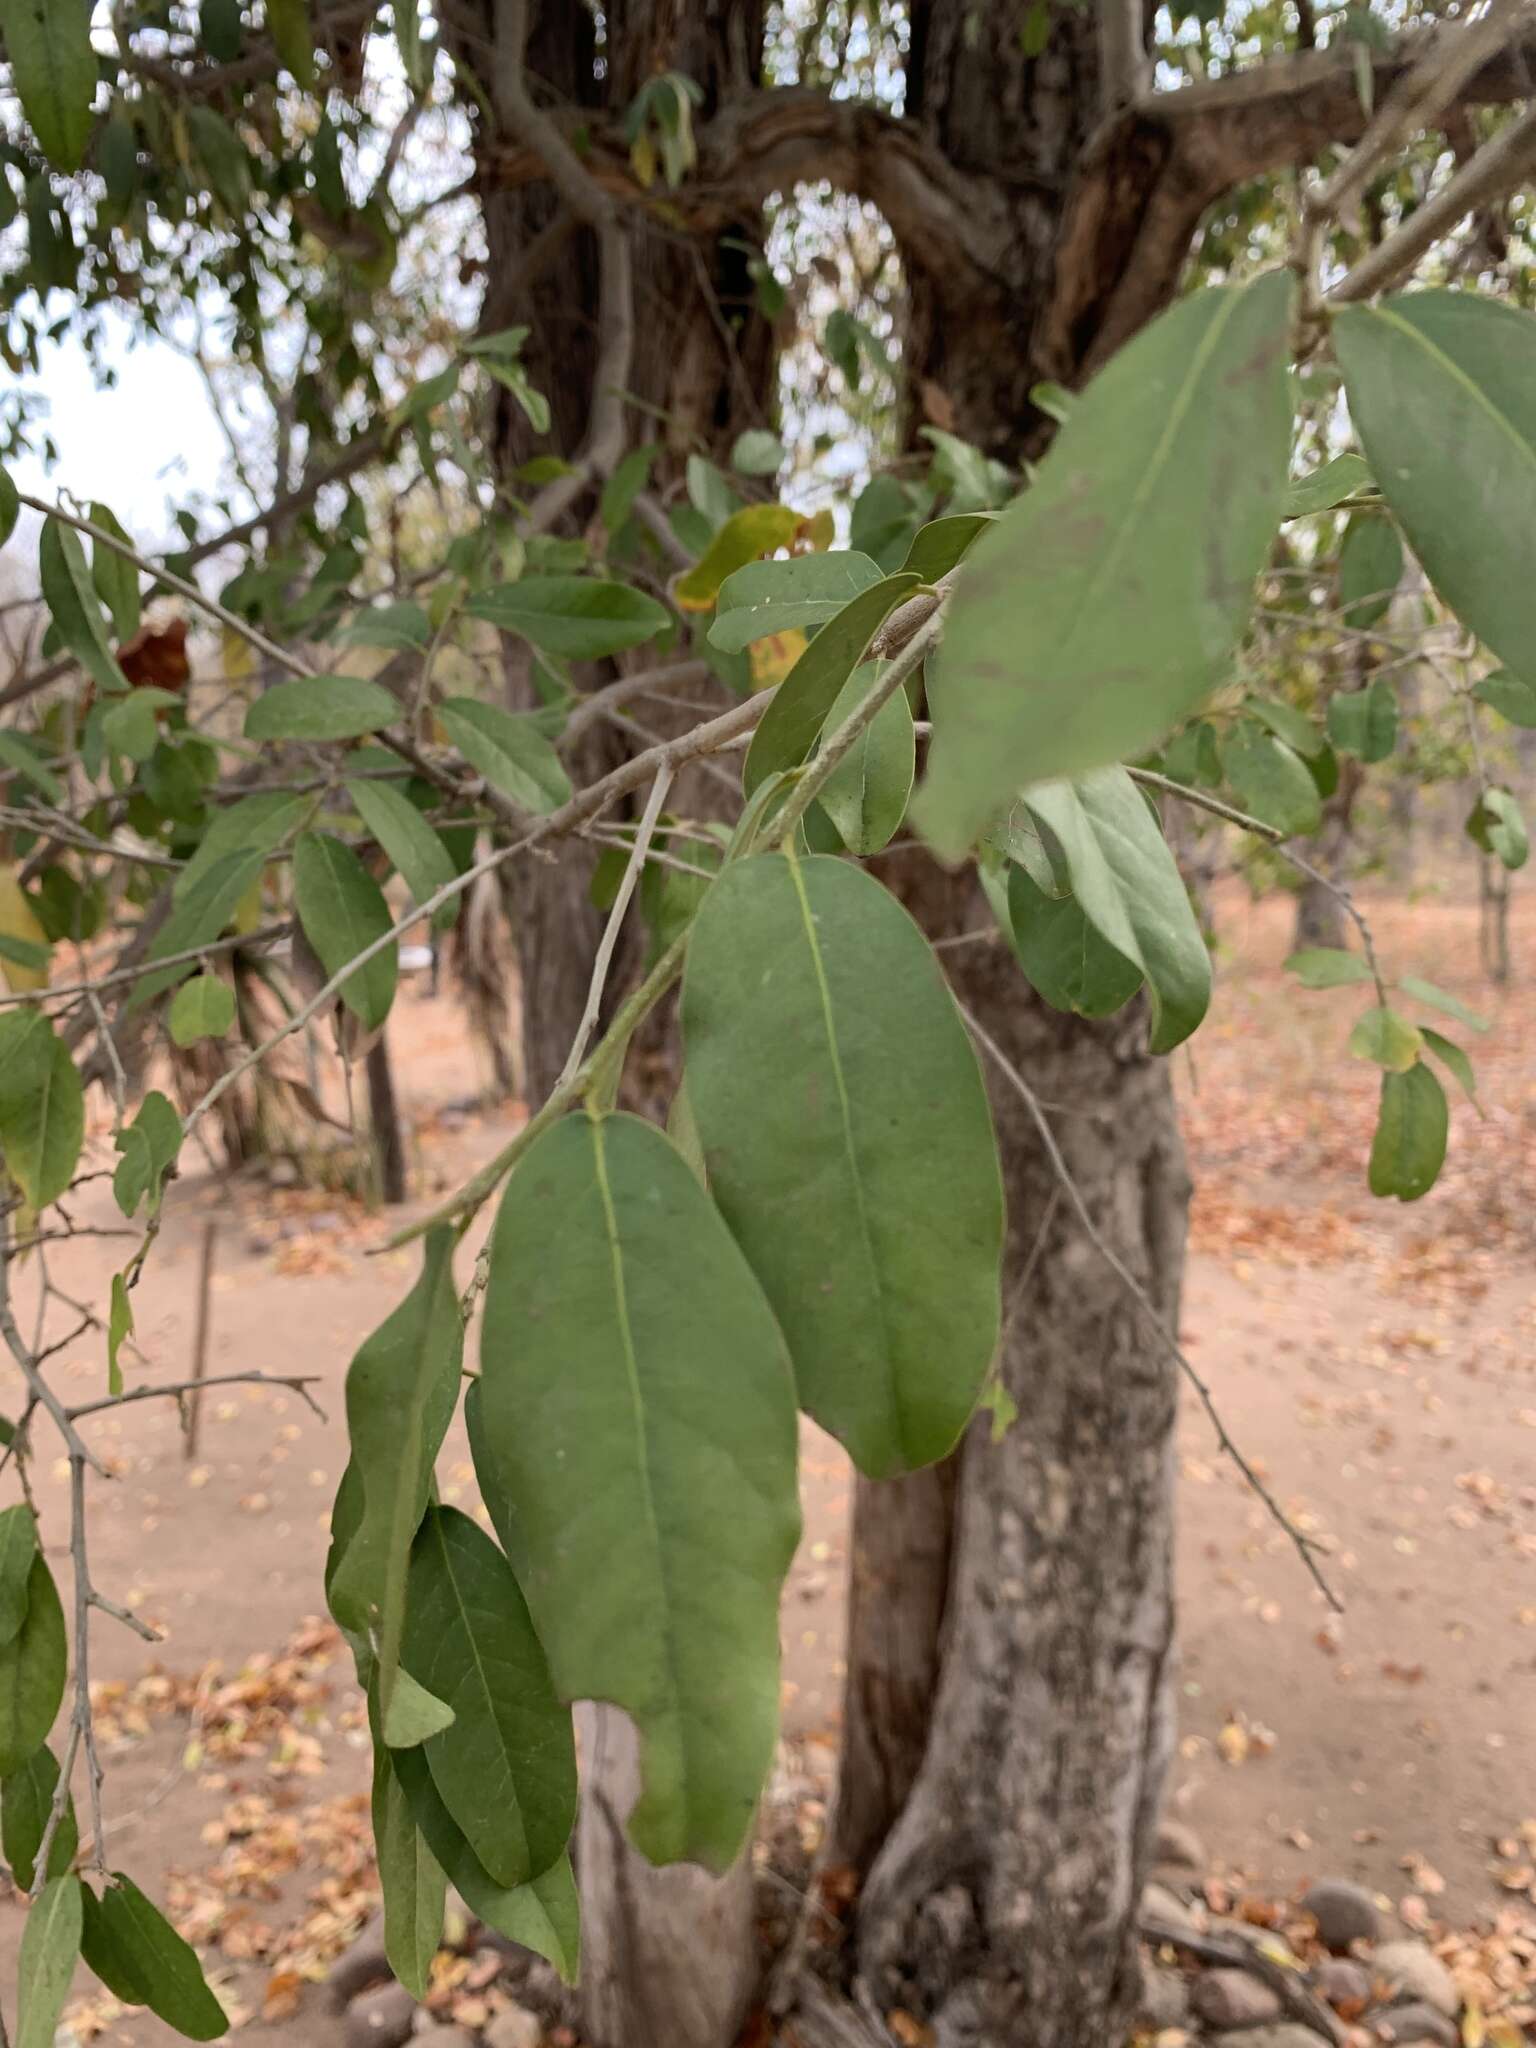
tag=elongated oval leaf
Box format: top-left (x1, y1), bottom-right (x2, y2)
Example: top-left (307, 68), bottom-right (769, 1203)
top-left (88, 504), bottom-right (141, 642)
top-left (0, 1503), bottom-right (38, 1647)
top-left (1007, 862), bottom-right (1144, 1019)
top-left (401, 1506), bottom-right (576, 1890)
top-left (245, 674), bottom-right (400, 743)
top-left (1335, 293), bottom-right (1536, 677)
top-left (682, 854), bottom-right (1003, 1476)
top-left (674, 504), bottom-right (800, 611)
top-left (818, 664), bottom-right (915, 855)
top-left (920, 271), bottom-right (1294, 855)
top-left (79, 1874), bottom-right (226, 2039)
top-left (174, 792), bottom-right (312, 906)
top-left (293, 831), bottom-right (398, 1032)
top-left (477, 1111), bottom-right (799, 1870)
top-left (0, 1554), bottom-right (66, 1775)
top-left (1285, 947), bottom-right (1372, 989)
top-left (17, 1874), bottom-right (81, 2048)
top-left (0, 1011), bottom-right (84, 1209)
top-left (466, 576), bottom-right (670, 658)
top-left (1397, 975), bottom-right (1488, 1034)
top-left (1368, 1062), bottom-right (1448, 1203)
top-left (1419, 1028), bottom-right (1479, 1107)
top-left (39, 520), bottom-right (128, 698)
top-left (439, 698), bottom-right (572, 815)
top-left (1473, 670), bottom-right (1536, 728)
top-left (1284, 453), bottom-right (1373, 519)
top-left (1466, 786), bottom-right (1528, 871)
top-left (901, 512), bottom-right (993, 582)
top-left (346, 779), bottom-right (459, 931)
top-left (2, 1743), bottom-right (79, 1891)
top-left (129, 845), bottom-right (269, 1012)
top-left (370, 1739), bottom-right (445, 1997)
top-left (0, 0), bottom-right (97, 171)
top-left (1327, 675), bottom-right (1397, 762)
top-left (1222, 725), bottom-right (1322, 837)
top-left (709, 553), bottom-right (884, 652)
top-left (1337, 512), bottom-right (1402, 631)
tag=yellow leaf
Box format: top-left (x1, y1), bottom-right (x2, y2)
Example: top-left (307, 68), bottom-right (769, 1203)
top-left (629, 133), bottom-right (657, 189)
top-left (674, 503), bottom-right (801, 612)
top-left (0, 866), bottom-right (49, 992)
top-left (1217, 1719), bottom-right (1250, 1765)
top-left (221, 626), bottom-right (256, 680)
top-left (749, 629), bottom-right (808, 693)
top-left (796, 508), bottom-right (836, 552)
top-left (231, 870), bottom-right (267, 936)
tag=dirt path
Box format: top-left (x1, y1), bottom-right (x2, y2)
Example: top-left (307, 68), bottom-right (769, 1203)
top-left (2, 890), bottom-right (1531, 2038)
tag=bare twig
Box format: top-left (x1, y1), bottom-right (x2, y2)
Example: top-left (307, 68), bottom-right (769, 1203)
top-left (183, 1222), bottom-right (218, 1462)
top-left (68, 1368), bottom-right (325, 1423)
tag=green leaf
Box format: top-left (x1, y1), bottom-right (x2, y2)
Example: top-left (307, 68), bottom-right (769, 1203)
top-left (900, 513), bottom-right (993, 583)
top-left (709, 553), bottom-right (884, 652)
top-left (1221, 725), bottom-right (1322, 837)
top-left (742, 573), bottom-right (920, 794)
top-left (465, 577), bottom-right (671, 659)
top-left (370, 1740), bottom-right (446, 1998)
top-left (168, 973), bottom-right (236, 1047)
top-left (1335, 293), bottom-right (1536, 678)
top-left (1337, 511), bottom-right (1402, 632)
top-left (0, 1506), bottom-right (37, 1648)
top-left (327, 1231), bottom-right (462, 1753)
top-left (438, 698), bottom-right (572, 816)
top-left (1024, 770), bottom-right (1212, 1052)
top-left (186, 102), bottom-right (251, 214)
top-left (1347, 1004), bottom-right (1423, 1072)
top-left (112, 1090), bottom-right (182, 1219)
top-left (245, 674), bottom-right (400, 743)
top-left (825, 307), bottom-right (863, 386)
top-left (402, 1506), bottom-right (576, 1890)
top-left (39, 520), bottom-right (128, 697)
top-left (1368, 1062), bottom-right (1448, 1202)
top-left (1471, 668), bottom-right (1536, 728)
top-left (1285, 946), bottom-right (1372, 989)
top-left (0, 466), bottom-right (18, 549)
top-left (101, 692), bottom-right (161, 764)
top-left (1007, 861), bottom-right (1143, 1019)
top-left (477, 1111), bottom-right (799, 1869)
top-left (88, 505), bottom-right (141, 642)
top-left (293, 831), bottom-right (398, 1033)
top-left (384, 1739), bottom-right (580, 1981)
top-left (201, 0), bottom-right (243, 60)
top-left (817, 664), bottom-right (915, 856)
top-left (17, 1874), bottom-right (81, 2048)
top-left (382, 1665), bottom-right (456, 1750)
top-left (686, 455), bottom-right (740, 529)
top-left (1466, 786), bottom-right (1528, 871)
top-left (130, 845), bottom-right (267, 1010)
top-left (0, 0), bottom-right (96, 171)
top-left (173, 792), bottom-right (310, 906)
top-left (0, 1011), bottom-right (84, 1209)
top-left (107, 1273), bottom-right (131, 1397)
top-left (1419, 1026), bottom-right (1479, 1108)
top-left (266, 0), bottom-right (314, 84)
top-left (0, 1554), bottom-right (66, 1776)
top-left (1326, 675), bottom-right (1397, 762)
top-left (346, 780), bottom-right (458, 932)
top-left (600, 445), bottom-right (657, 536)
top-left (919, 428), bottom-right (1011, 514)
top-left (730, 430), bottom-right (786, 476)
top-left (0, 732), bottom-right (61, 806)
top-left (334, 603), bottom-right (432, 653)
top-left (1397, 974), bottom-right (1489, 1034)
top-left (682, 854), bottom-right (1004, 1477)
top-left (673, 505), bottom-right (801, 613)
top-left (2, 1744), bottom-right (79, 1892)
top-left (79, 1874), bottom-right (227, 2039)
top-left (920, 272), bottom-right (1293, 856)
top-left (1284, 453), bottom-right (1373, 519)
top-left (1247, 696), bottom-right (1324, 759)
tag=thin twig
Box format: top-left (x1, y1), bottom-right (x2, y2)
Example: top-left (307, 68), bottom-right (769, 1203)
top-left (68, 1368), bottom-right (325, 1423)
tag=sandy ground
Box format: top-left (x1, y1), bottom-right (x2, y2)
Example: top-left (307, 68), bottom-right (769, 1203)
top-left (1, 881), bottom-right (1532, 2040)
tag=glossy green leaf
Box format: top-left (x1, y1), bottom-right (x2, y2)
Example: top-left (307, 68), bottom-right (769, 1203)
top-left (168, 974), bottom-right (236, 1047)
top-left (0, 1555), bottom-right (66, 1775)
top-left (346, 779), bottom-right (458, 932)
top-left (920, 272), bottom-right (1294, 855)
top-left (709, 553), bottom-right (883, 652)
top-left (900, 513), bottom-right (993, 582)
top-left (1337, 512), bottom-right (1402, 630)
top-left (477, 1111), bottom-right (799, 1869)
top-left (466, 576), bottom-right (670, 658)
top-left (1466, 787), bottom-right (1528, 871)
top-left (1222, 725), bottom-right (1322, 837)
top-left (1247, 696), bottom-right (1324, 759)
top-left (112, 1090), bottom-right (182, 1219)
top-left (1397, 975), bottom-right (1488, 1034)
top-left (817, 664), bottom-right (915, 855)
top-left (88, 505), bottom-right (141, 642)
top-left (130, 846), bottom-right (267, 1010)
top-left (1472, 669), bottom-right (1536, 728)
top-left (293, 831), bottom-right (398, 1032)
top-left (1285, 946), bottom-right (1372, 989)
top-left (245, 674), bottom-right (399, 743)
top-left (327, 1231), bottom-right (462, 1750)
top-left (1347, 1005), bottom-right (1422, 1072)
top-left (17, 1874), bottom-right (81, 2048)
top-left (370, 1740), bottom-right (446, 1998)
top-left (1007, 862), bottom-right (1143, 1019)
top-left (1023, 770), bottom-right (1211, 1051)
top-left (438, 698), bottom-right (572, 815)
top-left (267, 0), bottom-right (314, 84)
top-left (1284, 453), bottom-right (1373, 519)
top-left (2, 1744), bottom-right (78, 1892)
top-left (382, 1666), bottom-right (456, 1750)
top-left (0, 467), bottom-right (16, 549)
top-left (79, 1874), bottom-right (227, 2038)
top-left (1326, 676), bottom-right (1397, 762)
top-left (0, 1505), bottom-right (37, 1648)
top-left (0, 0), bottom-right (96, 171)
top-left (741, 573), bottom-right (919, 794)
top-left (39, 521), bottom-right (128, 697)
top-left (401, 1506), bottom-right (576, 1890)
top-left (1419, 1027), bottom-right (1479, 1108)
top-left (0, 1011), bottom-right (84, 1209)
top-left (1335, 293), bottom-right (1536, 677)
top-left (1368, 1062), bottom-right (1448, 1202)
top-left (683, 854), bottom-right (1003, 1476)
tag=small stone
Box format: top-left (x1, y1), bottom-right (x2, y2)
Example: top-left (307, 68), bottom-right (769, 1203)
top-left (1371, 2002), bottom-right (1458, 2048)
top-left (411, 2031), bottom-right (479, 2048)
top-left (1142, 1881), bottom-right (1198, 1932)
top-left (1315, 1957), bottom-right (1372, 2011)
top-left (1301, 1877), bottom-right (1382, 1953)
top-left (1373, 1943), bottom-right (1459, 2018)
top-left (1137, 1961), bottom-right (1190, 2029)
top-left (1190, 1969), bottom-right (1284, 2030)
top-left (346, 1983), bottom-right (418, 2048)
top-left (328, 1917), bottom-right (392, 2003)
top-left (1230, 2030), bottom-right (1339, 2048)
top-left (483, 2005), bottom-right (544, 2048)
top-left (1155, 1818), bottom-right (1207, 1871)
